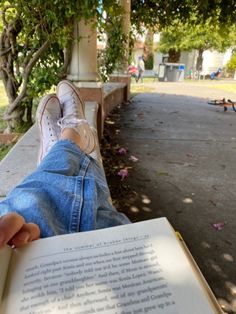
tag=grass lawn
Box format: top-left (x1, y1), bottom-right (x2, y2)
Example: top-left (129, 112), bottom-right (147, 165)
top-left (204, 83), bottom-right (236, 94)
top-left (172, 78), bottom-right (236, 94)
top-left (0, 144), bottom-right (13, 160)
top-left (131, 78), bottom-right (236, 96)
top-left (0, 81), bottom-right (7, 131)
top-left (130, 78), bottom-right (159, 96)
top-left (0, 81), bottom-right (12, 161)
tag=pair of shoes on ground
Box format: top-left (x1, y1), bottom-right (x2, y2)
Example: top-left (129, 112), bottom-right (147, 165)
top-left (36, 80), bottom-right (95, 164)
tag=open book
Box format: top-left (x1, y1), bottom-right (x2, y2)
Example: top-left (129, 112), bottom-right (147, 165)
top-left (0, 218), bottom-right (223, 314)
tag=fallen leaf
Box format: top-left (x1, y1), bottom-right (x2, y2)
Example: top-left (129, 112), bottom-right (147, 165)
top-left (105, 120), bottom-right (115, 125)
top-left (209, 199), bottom-right (217, 207)
top-left (158, 172), bottom-right (169, 176)
top-left (129, 155), bottom-right (139, 162)
top-left (117, 168), bottom-right (128, 180)
top-left (117, 147), bottom-right (127, 155)
top-left (212, 222), bottom-right (227, 231)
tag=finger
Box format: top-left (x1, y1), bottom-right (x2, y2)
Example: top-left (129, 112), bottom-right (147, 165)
top-left (0, 213), bottom-right (25, 249)
top-left (11, 223), bottom-right (40, 247)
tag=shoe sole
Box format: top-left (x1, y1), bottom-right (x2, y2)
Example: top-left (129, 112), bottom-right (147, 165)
top-left (78, 123), bottom-right (96, 154)
top-left (56, 80), bottom-right (86, 118)
top-left (36, 94), bottom-right (61, 164)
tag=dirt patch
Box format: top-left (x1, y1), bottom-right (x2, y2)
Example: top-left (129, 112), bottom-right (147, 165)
top-left (0, 133), bottom-right (22, 161)
top-left (0, 133), bottom-right (21, 144)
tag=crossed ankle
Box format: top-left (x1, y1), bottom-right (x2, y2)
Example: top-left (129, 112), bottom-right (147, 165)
top-left (57, 115), bottom-right (88, 133)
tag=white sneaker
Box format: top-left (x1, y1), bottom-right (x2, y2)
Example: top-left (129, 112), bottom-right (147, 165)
top-left (57, 80), bottom-right (95, 154)
top-left (36, 94), bottom-right (62, 164)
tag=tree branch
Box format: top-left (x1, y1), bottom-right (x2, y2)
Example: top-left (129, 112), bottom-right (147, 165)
top-left (5, 39), bottom-right (50, 117)
top-left (0, 47), bottom-right (11, 56)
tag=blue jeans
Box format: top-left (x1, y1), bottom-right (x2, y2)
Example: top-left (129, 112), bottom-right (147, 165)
top-left (0, 140), bottom-right (130, 238)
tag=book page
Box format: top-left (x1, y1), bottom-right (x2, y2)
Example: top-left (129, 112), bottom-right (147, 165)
top-left (1, 218), bottom-right (221, 314)
top-left (0, 246), bottom-right (12, 304)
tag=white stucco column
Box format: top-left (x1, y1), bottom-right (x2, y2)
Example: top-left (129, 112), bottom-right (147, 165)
top-left (110, 0), bottom-right (131, 101)
top-left (67, 19), bottom-right (99, 82)
top-left (120, 0), bottom-right (131, 72)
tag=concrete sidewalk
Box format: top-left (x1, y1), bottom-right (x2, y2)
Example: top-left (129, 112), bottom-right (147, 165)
top-left (113, 81), bottom-right (236, 313)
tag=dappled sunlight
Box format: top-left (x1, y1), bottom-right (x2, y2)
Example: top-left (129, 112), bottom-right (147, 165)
top-left (206, 84), bottom-right (236, 94)
top-left (102, 81), bottom-right (236, 310)
top-left (225, 281), bottom-right (236, 296)
top-left (208, 257), bottom-right (236, 312)
top-left (209, 260), bottom-right (225, 275)
top-left (128, 196), bottom-right (154, 215)
top-left (0, 80), bottom-right (8, 108)
top-left (129, 204), bottom-right (154, 215)
top-left (155, 237), bottom-right (193, 281)
top-left (142, 206), bottom-right (152, 213)
top-left (222, 253), bottom-right (234, 262)
top-left (182, 197), bottom-right (193, 204)
top-left (199, 240), bottom-right (236, 312)
top-left (208, 258), bottom-right (227, 278)
top-left (218, 297), bottom-right (236, 313)
top-left (201, 241), bottom-right (211, 249)
top-left (130, 206), bottom-right (139, 213)
top-left (141, 194), bottom-right (151, 204)
top-left (130, 83), bottom-right (157, 95)
top-left (151, 235), bottom-right (223, 312)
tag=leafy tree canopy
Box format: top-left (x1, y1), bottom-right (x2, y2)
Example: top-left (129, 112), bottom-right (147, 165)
top-left (159, 16), bottom-right (236, 54)
top-left (0, 0), bottom-right (124, 131)
top-left (158, 14), bottom-right (236, 71)
top-left (227, 54), bottom-right (236, 71)
top-left (1, 0), bottom-right (236, 132)
top-left (131, 0), bottom-right (236, 32)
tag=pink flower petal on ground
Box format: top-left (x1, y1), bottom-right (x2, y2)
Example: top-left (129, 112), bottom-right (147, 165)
top-left (118, 168), bottom-right (128, 180)
top-left (118, 147), bottom-right (127, 155)
top-left (212, 222), bottom-right (226, 231)
top-left (129, 155), bottom-right (139, 162)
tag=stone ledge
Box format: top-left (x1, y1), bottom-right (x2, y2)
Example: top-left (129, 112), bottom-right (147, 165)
top-left (103, 82), bottom-right (126, 98)
top-left (103, 82), bottom-right (127, 117)
top-left (0, 101), bottom-right (101, 198)
top-left (0, 124), bottom-right (39, 197)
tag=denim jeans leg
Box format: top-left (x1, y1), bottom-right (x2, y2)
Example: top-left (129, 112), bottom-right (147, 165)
top-left (0, 140), bottom-right (130, 238)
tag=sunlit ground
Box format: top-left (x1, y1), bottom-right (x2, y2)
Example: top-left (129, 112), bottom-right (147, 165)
top-left (130, 78), bottom-right (158, 95)
top-left (130, 78), bottom-right (236, 96)
top-left (0, 80), bottom-right (8, 131)
top-left (0, 80), bottom-right (12, 160)
top-left (205, 84), bottom-right (236, 94)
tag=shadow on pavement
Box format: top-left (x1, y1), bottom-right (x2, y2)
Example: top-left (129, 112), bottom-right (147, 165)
top-left (101, 91), bottom-right (236, 313)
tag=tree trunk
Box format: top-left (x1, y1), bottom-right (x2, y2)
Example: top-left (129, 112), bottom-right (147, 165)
top-left (196, 49), bottom-right (204, 72)
top-left (3, 107), bottom-right (24, 134)
top-left (26, 104), bottom-right (33, 126)
top-left (168, 49), bottom-right (181, 63)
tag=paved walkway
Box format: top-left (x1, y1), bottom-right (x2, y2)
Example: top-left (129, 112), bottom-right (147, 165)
top-left (114, 81), bottom-right (236, 313)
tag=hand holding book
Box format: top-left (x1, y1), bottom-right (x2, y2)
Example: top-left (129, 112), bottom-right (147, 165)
top-left (0, 218), bottom-right (223, 314)
top-left (0, 213), bottom-right (40, 249)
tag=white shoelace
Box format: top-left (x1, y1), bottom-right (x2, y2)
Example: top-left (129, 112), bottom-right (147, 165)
top-left (43, 115), bottom-right (59, 154)
top-left (57, 114), bottom-right (88, 131)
